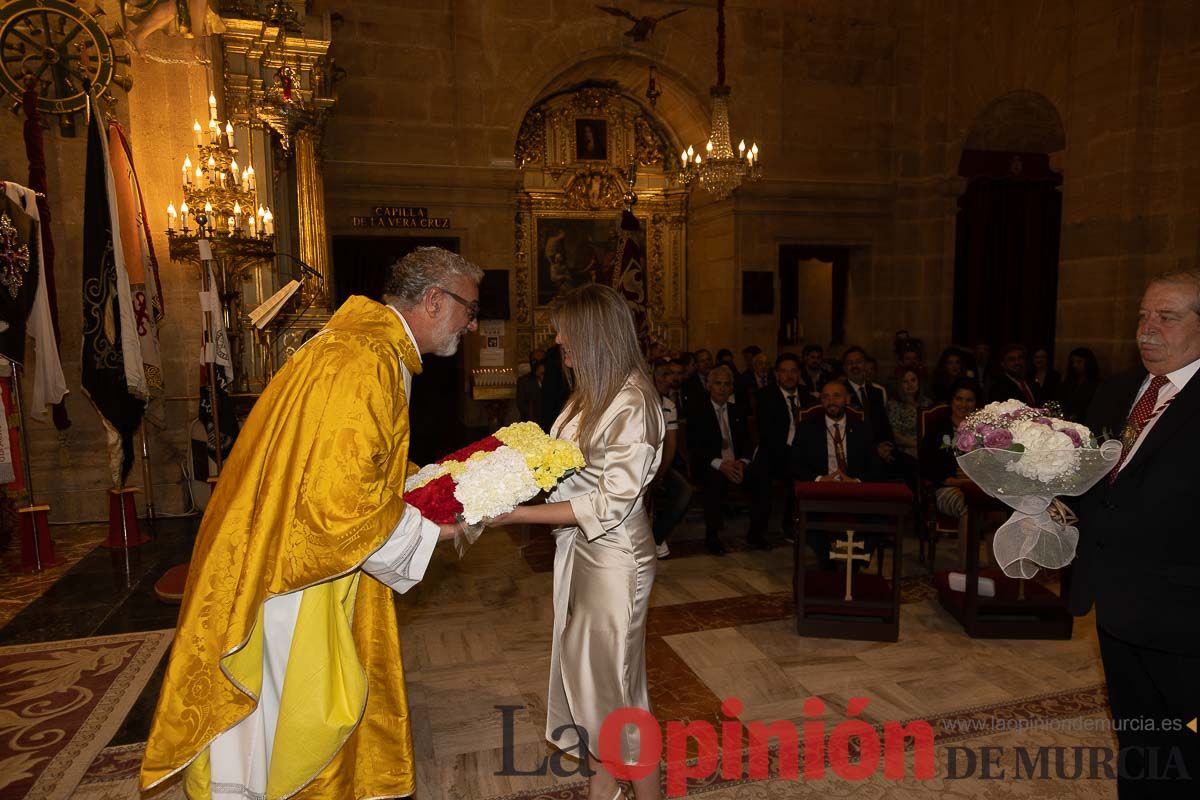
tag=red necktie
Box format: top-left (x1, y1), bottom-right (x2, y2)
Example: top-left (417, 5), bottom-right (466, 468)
top-left (830, 422), bottom-right (848, 472)
top-left (1019, 379), bottom-right (1036, 405)
top-left (1109, 374), bottom-right (1169, 483)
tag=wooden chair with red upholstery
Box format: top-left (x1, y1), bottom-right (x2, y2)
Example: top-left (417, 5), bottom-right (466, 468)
top-left (917, 404), bottom-right (959, 570)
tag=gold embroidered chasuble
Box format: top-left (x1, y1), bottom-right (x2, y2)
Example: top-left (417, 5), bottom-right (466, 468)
top-left (141, 296), bottom-right (423, 798)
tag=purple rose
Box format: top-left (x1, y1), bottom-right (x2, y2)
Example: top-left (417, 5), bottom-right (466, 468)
top-left (976, 423), bottom-right (998, 436)
top-left (1032, 416), bottom-right (1054, 427)
top-left (1060, 428), bottom-right (1083, 447)
top-left (983, 428), bottom-right (1014, 449)
top-left (956, 430), bottom-right (977, 453)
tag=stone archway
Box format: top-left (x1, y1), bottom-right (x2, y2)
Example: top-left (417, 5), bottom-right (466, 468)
top-left (953, 91), bottom-right (1066, 356)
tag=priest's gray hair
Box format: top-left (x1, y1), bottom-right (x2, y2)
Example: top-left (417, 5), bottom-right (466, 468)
top-left (383, 247), bottom-right (483, 309)
top-left (1149, 268), bottom-right (1200, 316)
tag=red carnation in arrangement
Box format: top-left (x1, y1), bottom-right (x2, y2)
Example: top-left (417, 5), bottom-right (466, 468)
top-left (403, 473), bottom-right (462, 525)
top-left (439, 435), bottom-right (502, 465)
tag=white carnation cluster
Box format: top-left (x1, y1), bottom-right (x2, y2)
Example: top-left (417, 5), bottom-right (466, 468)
top-left (453, 446), bottom-right (540, 524)
top-left (404, 462), bottom-right (447, 492)
top-left (1007, 420), bottom-right (1080, 482)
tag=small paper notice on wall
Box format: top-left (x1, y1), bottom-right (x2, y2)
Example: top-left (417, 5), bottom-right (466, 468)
top-left (480, 348), bottom-right (505, 367)
top-left (479, 320), bottom-right (505, 338)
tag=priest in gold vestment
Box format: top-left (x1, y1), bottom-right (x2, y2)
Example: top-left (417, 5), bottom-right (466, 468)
top-left (141, 248), bottom-right (482, 799)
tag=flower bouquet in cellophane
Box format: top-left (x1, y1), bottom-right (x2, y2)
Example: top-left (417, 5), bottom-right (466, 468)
top-left (403, 422), bottom-right (586, 555)
top-left (952, 400), bottom-right (1121, 578)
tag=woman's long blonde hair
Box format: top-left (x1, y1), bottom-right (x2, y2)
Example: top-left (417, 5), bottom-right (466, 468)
top-left (551, 284), bottom-right (652, 448)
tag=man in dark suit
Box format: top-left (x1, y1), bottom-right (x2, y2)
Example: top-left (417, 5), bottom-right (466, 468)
top-left (736, 350), bottom-right (772, 409)
top-left (679, 348), bottom-right (712, 419)
top-left (791, 379), bottom-right (886, 567)
top-left (687, 365), bottom-right (752, 555)
top-left (746, 353), bottom-right (803, 549)
top-left (798, 344), bottom-right (832, 403)
top-left (841, 346), bottom-right (895, 446)
top-left (988, 343), bottom-right (1043, 407)
top-left (1072, 270), bottom-right (1200, 798)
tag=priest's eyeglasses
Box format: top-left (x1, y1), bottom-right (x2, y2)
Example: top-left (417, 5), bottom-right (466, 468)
top-left (436, 287), bottom-right (479, 323)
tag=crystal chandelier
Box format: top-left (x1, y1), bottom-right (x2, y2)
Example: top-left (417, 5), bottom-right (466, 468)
top-left (678, 0), bottom-right (761, 199)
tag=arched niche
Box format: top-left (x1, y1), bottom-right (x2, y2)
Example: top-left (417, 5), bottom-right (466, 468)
top-left (963, 90), bottom-right (1066, 154)
top-left (512, 79), bottom-right (690, 358)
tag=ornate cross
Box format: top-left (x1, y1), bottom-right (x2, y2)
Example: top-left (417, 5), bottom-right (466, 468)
top-left (0, 212), bottom-right (30, 299)
top-left (830, 530), bottom-right (870, 601)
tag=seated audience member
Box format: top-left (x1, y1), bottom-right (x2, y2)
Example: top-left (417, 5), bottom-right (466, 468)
top-left (972, 342), bottom-right (993, 399)
top-left (990, 343), bottom-right (1042, 406)
top-left (791, 380), bottom-right (886, 568)
top-left (799, 343), bottom-right (832, 402)
top-left (683, 348), bottom-right (713, 406)
top-left (650, 359), bottom-right (693, 559)
top-left (746, 353), bottom-right (803, 549)
top-left (920, 379), bottom-right (980, 568)
top-left (1030, 347), bottom-right (1061, 403)
top-left (890, 340), bottom-right (926, 394)
top-left (716, 347), bottom-right (740, 379)
top-left (741, 344), bottom-right (763, 375)
top-left (886, 367), bottom-right (931, 459)
top-left (737, 350), bottom-right (773, 412)
top-left (687, 365), bottom-right (752, 555)
top-left (841, 346), bottom-right (896, 448)
top-left (866, 355), bottom-right (890, 401)
top-left (931, 346), bottom-right (969, 403)
top-left (1057, 347), bottom-right (1101, 422)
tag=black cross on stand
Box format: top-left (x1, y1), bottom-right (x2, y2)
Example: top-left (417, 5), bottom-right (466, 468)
top-left (830, 530), bottom-right (870, 601)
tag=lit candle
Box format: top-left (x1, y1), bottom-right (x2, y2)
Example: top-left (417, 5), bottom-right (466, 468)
top-left (230, 159), bottom-right (240, 186)
top-left (694, 154), bottom-right (702, 165)
top-left (204, 201), bottom-right (213, 214)
top-left (195, 166), bottom-right (204, 186)
top-left (180, 202), bottom-right (189, 229)
top-left (244, 165), bottom-right (256, 192)
top-left (248, 215), bottom-right (256, 236)
top-left (686, 145), bottom-right (694, 159)
top-left (208, 119), bottom-right (219, 144)
top-left (182, 156), bottom-right (192, 186)
top-left (738, 139), bottom-right (746, 155)
top-left (233, 201), bottom-right (242, 229)
top-left (751, 142), bottom-right (758, 156)
top-left (225, 121), bottom-right (235, 148)
top-left (167, 203), bottom-right (177, 232)
top-left (263, 208), bottom-right (274, 236)
top-left (218, 171), bottom-right (226, 188)
top-left (208, 92), bottom-right (218, 120)
top-left (680, 151), bottom-right (687, 166)
top-left (705, 139), bottom-right (713, 154)
top-left (227, 216), bottom-right (236, 235)
top-left (193, 120), bottom-right (203, 147)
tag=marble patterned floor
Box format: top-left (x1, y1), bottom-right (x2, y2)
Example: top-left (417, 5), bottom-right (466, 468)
top-left (0, 503), bottom-right (1118, 798)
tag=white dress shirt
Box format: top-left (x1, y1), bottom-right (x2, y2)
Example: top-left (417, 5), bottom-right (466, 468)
top-left (709, 400), bottom-right (751, 470)
top-left (1118, 356), bottom-right (1200, 472)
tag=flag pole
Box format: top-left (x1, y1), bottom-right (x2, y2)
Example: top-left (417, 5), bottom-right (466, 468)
top-left (139, 422), bottom-right (156, 531)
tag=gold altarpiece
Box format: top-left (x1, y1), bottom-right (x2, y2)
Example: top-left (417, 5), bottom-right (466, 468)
top-left (217, 4), bottom-right (337, 392)
top-left (513, 84), bottom-right (688, 360)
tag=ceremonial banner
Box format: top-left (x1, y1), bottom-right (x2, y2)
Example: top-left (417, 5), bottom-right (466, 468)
top-left (199, 260), bottom-right (238, 461)
top-left (81, 103), bottom-right (146, 486)
top-left (109, 122), bottom-right (166, 426)
top-left (22, 81), bottom-right (70, 430)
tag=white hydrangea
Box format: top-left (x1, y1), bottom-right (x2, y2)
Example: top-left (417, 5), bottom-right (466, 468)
top-left (454, 446), bottom-right (540, 524)
top-left (988, 399), bottom-right (1031, 416)
top-left (1006, 419), bottom-right (1080, 482)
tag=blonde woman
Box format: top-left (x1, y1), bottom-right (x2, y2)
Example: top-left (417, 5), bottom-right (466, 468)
top-left (488, 284), bottom-right (665, 800)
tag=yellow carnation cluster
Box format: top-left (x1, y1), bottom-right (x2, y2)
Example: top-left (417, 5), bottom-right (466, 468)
top-left (496, 422), bottom-right (586, 492)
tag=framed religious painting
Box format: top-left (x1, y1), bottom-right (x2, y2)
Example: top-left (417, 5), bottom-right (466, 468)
top-left (574, 118), bottom-right (608, 161)
top-left (534, 215), bottom-right (643, 307)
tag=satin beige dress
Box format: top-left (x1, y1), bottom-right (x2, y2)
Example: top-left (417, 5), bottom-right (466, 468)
top-left (547, 375), bottom-right (665, 763)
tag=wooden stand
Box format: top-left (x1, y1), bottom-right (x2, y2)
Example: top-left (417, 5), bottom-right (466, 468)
top-left (106, 487), bottom-right (149, 549)
top-left (933, 483), bottom-right (1072, 639)
top-left (17, 504), bottom-right (60, 572)
top-left (793, 482), bottom-right (912, 643)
